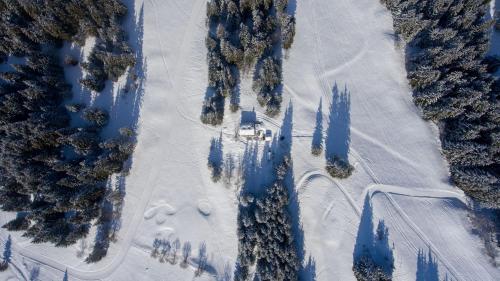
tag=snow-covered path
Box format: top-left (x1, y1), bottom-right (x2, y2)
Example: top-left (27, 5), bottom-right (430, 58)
top-left (1, 0), bottom-right (498, 280)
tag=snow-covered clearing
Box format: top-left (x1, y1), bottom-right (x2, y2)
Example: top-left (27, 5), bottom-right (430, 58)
top-left (0, 0), bottom-right (498, 280)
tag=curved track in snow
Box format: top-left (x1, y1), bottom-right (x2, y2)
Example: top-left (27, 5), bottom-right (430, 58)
top-left (0, 1), bottom-right (210, 280)
top-left (296, 169), bottom-right (466, 281)
top-left (1, 0), bottom-right (497, 280)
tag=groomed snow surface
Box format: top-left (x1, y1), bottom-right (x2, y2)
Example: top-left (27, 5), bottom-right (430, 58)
top-left (1, 0), bottom-right (499, 280)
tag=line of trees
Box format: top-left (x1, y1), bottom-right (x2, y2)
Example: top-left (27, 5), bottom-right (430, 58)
top-left (150, 239), bottom-right (210, 276)
top-left (235, 155), bottom-right (299, 281)
top-left (0, 0), bottom-right (136, 247)
top-left (382, 0), bottom-right (499, 207)
top-left (201, 0), bottom-right (296, 125)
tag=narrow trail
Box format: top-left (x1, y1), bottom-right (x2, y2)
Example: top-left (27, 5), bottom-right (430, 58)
top-left (0, 162), bottom-right (161, 280)
top-left (378, 191), bottom-right (463, 281)
top-left (295, 169), bottom-right (465, 281)
top-left (147, 0), bottom-right (173, 89)
top-left (0, 1), bottom-right (207, 280)
top-left (304, 0), bottom-right (422, 179)
top-left (0, 0), bottom-right (488, 280)
top-left (1, 255), bottom-right (29, 281)
top-left (295, 169), bottom-right (361, 216)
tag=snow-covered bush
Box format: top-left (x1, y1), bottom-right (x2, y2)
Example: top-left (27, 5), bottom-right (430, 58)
top-left (81, 41), bottom-right (134, 92)
top-left (82, 108), bottom-right (109, 127)
top-left (311, 145), bottom-right (323, 156)
top-left (80, 50), bottom-right (107, 92)
top-left (201, 93), bottom-right (225, 126)
top-left (326, 156), bottom-right (354, 178)
top-left (280, 14), bottom-right (296, 50)
top-left (253, 57), bottom-right (283, 116)
top-left (2, 216), bottom-right (29, 231)
top-left (253, 57), bottom-right (282, 98)
top-left (353, 256), bottom-right (392, 281)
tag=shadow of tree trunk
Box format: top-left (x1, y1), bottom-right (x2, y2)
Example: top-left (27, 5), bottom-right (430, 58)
top-left (325, 83), bottom-right (351, 161)
top-left (311, 98), bottom-right (323, 156)
top-left (208, 133), bottom-right (224, 182)
top-left (353, 196), bottom-right (394, 279)
top-left (416, 248), bottom-right (439, 281)
top-left (0, 235), bottom-right (11, 271)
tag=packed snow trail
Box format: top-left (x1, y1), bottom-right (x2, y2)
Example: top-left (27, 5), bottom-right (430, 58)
top-left (1, 0), bottom-right (499, 280)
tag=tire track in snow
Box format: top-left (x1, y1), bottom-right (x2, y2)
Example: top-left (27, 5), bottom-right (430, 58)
top-left (375, 191), bottom-right (463, 281)
top-left (296, 169), bottom-right (362, 216)
top-left (162, 0), bottom-right (238, 260)
top-left (309, 0), bottom-right (366, 97)
top-left (350, 128), bottom-right (424, 175)
top-left (306, 0), bottom-right (421, 178)
top-left (314, 0), bottom-right (367, 81)
top-left (296, 169), bottom-right (465, 281)
top-left (168, 0), bottom-right (205, 83)
top-left (0, 162), bottom-right (161, 280)
top-left (305, 0), bottom-right (431, 186)
top-left (0, 1), bottom-right (209, 279)
top-left (147, 0), bottom-right (174, 88)
top-left (319, 43), bottom-right (368, 79)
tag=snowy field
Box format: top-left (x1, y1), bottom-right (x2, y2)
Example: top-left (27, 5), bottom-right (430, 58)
top-left (0, 0), bottom-right (499, 280)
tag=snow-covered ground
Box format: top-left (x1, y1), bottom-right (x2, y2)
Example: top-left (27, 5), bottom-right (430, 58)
top-left (1, 0), bottom-right (498, 280)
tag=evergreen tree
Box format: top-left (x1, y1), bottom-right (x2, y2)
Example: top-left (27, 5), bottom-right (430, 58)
top-left (0, 0), bottom-right (137, 248)
top-left (201, 0), bottom-right (296, 123)
top-left (382, 0), bottom-right (500, 207)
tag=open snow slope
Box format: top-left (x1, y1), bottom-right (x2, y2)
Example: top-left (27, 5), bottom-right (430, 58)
top-left (1, 0), bottom-right (498, 280)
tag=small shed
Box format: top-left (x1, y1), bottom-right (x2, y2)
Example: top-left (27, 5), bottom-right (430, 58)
top-left (238, 110), bottom-right (272, 141)
top-left (239, 123), bottom-right (256, 137)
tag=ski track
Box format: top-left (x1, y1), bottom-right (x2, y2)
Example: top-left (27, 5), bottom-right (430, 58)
top-left (376, 191), bottom-right (463, 281)
top-left (0, 161), bottom-right (160, 280)
top-left (296, 165), bottom-right (470, 281)
top-left (148, 0), bottom-right (173, 88)
top-left (0, 0), bottom-right (495, 280)
top-left (0, 1), bottom-right (207, 280)
top-left (307, 0), bottom-right (420, 179)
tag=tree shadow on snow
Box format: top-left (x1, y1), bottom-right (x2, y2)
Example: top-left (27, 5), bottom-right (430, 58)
top-left (86, 1), bottom-right (147, 263)
top-left (234, 103), bottom-right (316, 280)
top-left (311, 98), bottom-right (323, 155)
top-left (239, 138), bottom-right (273, 196)
top-left (353, 196), bottom-right (394, 278)
top-left (2, 235), bottom-right (11, 264)
top-left (237, 105), bottom-right (287, 196)
top-left (230, 66), bottom-right (242, 112)
top-left (208, 133), bottom-right (224, 182)
top-left (215, 262), bottom-right (232, 281)
top-left (325, 83), bottom-right (351, 162)
top-left (354, 196), bottom-right (375, 261)
top-left (149, 238), bottom-right (226, 278)
top-left (288, 0), bottom-right (297, 16)
top-left (416, 248), bottom-right (440, 281)
top-left (29, 264), bottom-right (40, 281)
top-left (302, 256), bottom-right (317, 281)
top-left (279, 104), bottom-right (313, 279)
